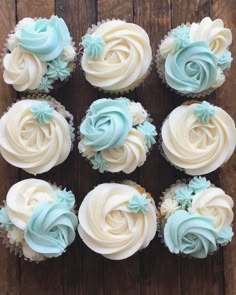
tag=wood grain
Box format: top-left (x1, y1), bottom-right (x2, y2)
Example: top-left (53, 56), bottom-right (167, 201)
top-left (0, 1), bottom-right (21, 295)
top-left (0, 0), bottom-right (236, 294)
top-left (212, 1), bottom-right (236, 294)
top-left (55, 1), bottom-right (103, 294)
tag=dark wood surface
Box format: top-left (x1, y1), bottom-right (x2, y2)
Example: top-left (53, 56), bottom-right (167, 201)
top-left (0, 0), bottom-right (236, 294)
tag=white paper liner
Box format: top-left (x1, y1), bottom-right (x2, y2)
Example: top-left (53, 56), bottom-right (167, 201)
top-left (156, 22), bottom-right (231, 98)
top-left (77, 98), bottom-right (157, 174)
top-left (79, 18), bottom-right (153, 94)
top-left (1, 17), bottom-right (77, 93)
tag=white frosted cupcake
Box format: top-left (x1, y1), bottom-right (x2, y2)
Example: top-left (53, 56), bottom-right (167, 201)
top-left (0, 95), bottom-right (74, 175)
top-left (0, 179), bottom-right (77, 262)
top-left (2, 16), bottom-right (77, 92)
top-left (80, 20), bottom-right (152, 94)
top-left (161, 101), bottom-right (236, 175)
top-left (157, 17), bottom-right (233, 97)
top-left (158, 177), bottom-right (234, 258)
top-left (78, 97), bottom-right (157, 174)
top-left (78, 181), bottom-right (157, 260)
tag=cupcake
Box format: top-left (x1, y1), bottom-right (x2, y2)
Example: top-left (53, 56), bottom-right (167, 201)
top-left (157, 17), bottom-right (233, 97)
top-left (2, 16), bottom-right (77, 92)
top-left (78, 181), bottom-right (157, 260)
top-left (158, 177), bottom-right (234, 258)
top-left (0, 95), bottom-right (74, 175)
top-left (78, 97), bottom-right (157, 174)
top-left (80, 20), bottom-right (152, 94)
top-left (161, 100), bottom-right (236, 175)
top-left (0, 179), bottom-right (78, 262)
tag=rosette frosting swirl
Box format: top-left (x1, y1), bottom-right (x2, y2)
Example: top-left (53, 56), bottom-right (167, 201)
top-left (15, 16), bottom-right (70, 61)
top-left (165, 41), bottom-right (218, 93)
top-left (164, 210), bottom-right (217, 258)
top-left (190, 17), bottom-right (232, 57)
top-left (81, 20), bottom-right (152, 92)
top-left (80, 98), bottom-right (132, 151)
top-left (78, 183), bottom-right (157, 260)
top-left (101, 129), bottom-right (147, 173)
top-left (161, 103), bottom-right (236, 175)
top-left (6, 179), bottom-right (57, 230)
top-left (24, 202), bottom-right (77, 257)
top-left (191, 187), bottom-right (234, 231)
top-left (3, 47), bottom-right (46, 91)
top-left (0, 100), bottom-right (72, 175)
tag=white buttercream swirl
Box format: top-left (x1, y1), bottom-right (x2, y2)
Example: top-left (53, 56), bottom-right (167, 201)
top-left (190, 17), bottom-right (232, 57)
top-left (161, 103), bottom-right (236, 175)
top-left (101, 129), bottom-right (147, 173)
top-left (3, 47), bottom-right (46, 91)
top-left (81, 20), bottom-right (152, 92)
top-left (0, 99), bottom-right (72, 175)
top-left (78, 183), bottom-right (157, 260)
top-left (190, 187), bottom-right (234, 231)
top-left (6, 179), bottom-right (57, 230)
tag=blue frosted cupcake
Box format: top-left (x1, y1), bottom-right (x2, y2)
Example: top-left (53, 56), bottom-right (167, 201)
top-left (158, 177), bottom-right (234, 258)
top-left (0, 179), bottom-right (78, 262)
top-left (2, 16), bottom-right (77, 93)
top-left (156, 17), bottom-right (233, 97)
top-left (78, 97), bottom-right (157, 174)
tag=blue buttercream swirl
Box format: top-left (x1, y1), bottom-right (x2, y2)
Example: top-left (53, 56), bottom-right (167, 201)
top-left (128, 194), bottom-right (150, 214)
top-left (15, 15), bottom-right (70, 61)
top-left (91, 152), bottom-right (108, 173)
top-left (188, 176), bottom-right (211, 193)
top-left (165, 41), bottom-right (218, 93)
top-left (171, 26), bottom-right (190, 51)
top-left (193, 101), bottom-right (216, 124)
top-left (80, 98), bottom-right (132, 151)
top-left (218, 50), bottom-right (233, 71)
top-left (164, 210), bottom-right (217, 258)
top-left (0, 208), bottom-right (13, 231)
top-left (216, 226), bottom-right (234, 246)
top-left (137, 121), bottom-right (157, 149)
top-left (47, 57), bottom-right (70, 81)
top-left (82, 34), bottom-right (105, 57)
top-left (175, 187), bottom-right (193, 209)
top-left (31, 101), bottom-right (54, 125)
top-left (24, 202), bottom-right (77, 258)
top-left (55, 189), bottom-right (75, 209)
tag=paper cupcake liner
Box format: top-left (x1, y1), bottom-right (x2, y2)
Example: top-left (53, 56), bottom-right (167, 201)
top-left (1, 18), bottom-right (77, 94)
top-left (156, 22), bottom-right (230, 99)
top-left (17, 94), bottom-right (75, 149)
top-left (79, 18), bottom-right (153, 95)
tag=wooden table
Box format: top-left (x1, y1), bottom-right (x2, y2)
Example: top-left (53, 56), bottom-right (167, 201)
top-left (0, 0), bottom-right (236, 294)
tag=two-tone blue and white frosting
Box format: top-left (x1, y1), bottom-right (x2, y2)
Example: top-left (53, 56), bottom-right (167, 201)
top-left (79, 98), bottom-right (157, 174)
top-left (0, 179), bottom-right (77, 262)
top-left (159, 17), bottom-right (233, 94)
top-left (3, 16), bottom-right (76, 92)
top-left (160, 176), bottom-right (234, 258)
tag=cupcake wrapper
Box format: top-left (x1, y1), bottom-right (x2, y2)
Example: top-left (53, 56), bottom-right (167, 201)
top-left (1, 18), bottom-right (77, 93)
top-left (79, 18), bottom-right (152, 95)
top-left (156, 22), bottom-right (229, 99)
